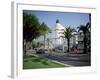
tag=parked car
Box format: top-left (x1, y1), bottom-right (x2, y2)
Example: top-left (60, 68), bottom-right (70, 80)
top-left (36, 49), bottom-right (45, 54)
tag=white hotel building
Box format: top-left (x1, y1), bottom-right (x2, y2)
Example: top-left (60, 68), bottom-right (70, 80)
top-left (37, 20), bottom-right (83, 51)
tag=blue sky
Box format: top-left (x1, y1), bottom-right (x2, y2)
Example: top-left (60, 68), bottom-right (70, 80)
top-left (23, 10), bottom-right (90, 30)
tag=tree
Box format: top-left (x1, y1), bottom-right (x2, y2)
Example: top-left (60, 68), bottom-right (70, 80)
top-left (23, 13), bottom-right (41, 55)
top-left (88, 14), bottom-right (91, 52)
top-left (46, 38), bottom-right (52, 51)
top-left (40, 22), bottom-right (51, 48)
top-left (32, 39), bottom-right (37, 49)
top-left (78, 22), bottom-right (90, 53)
top-left (64, 27), bottom-right (75, 52)
top-left (23, 13), bottom-right (41, 41)
top-left (23, 12), bottom-right (52, 56)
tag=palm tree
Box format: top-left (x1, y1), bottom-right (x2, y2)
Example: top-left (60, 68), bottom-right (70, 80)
top-left (64, 27), bottom-right (75, 52)
top-left (46, 38), bottom-right (52, 51)
top-left (78, 22), bottom-right (90, 53)
top-left (23, 13), bottom-right (40, 55)
top-left (40, 22), bottom-right (51, 48)
top-left (88, 14), bottom-right (91, 52)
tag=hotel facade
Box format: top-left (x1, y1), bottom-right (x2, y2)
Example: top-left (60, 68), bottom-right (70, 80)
top-left (37, 20), bottom-right (84, 51)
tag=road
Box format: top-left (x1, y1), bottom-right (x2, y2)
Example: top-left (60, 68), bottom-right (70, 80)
top-left (35, 52), bottom-right (91, 66)
top-left (27, 49), bottom-right (91, 66)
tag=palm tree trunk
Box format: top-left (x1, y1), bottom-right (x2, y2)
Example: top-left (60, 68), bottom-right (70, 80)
top-left (48, 42), bottom-right (49, 51)
top-left (84, 34), bottom-right (87, 53)
top-left (24, 44), bottom-right (26, 56)
top-left (24, 40), bottom-right (27, 56)
top-left (44, 34), bottom-right (46, 48)
top-left (67, 39), bottom-right (70, 52)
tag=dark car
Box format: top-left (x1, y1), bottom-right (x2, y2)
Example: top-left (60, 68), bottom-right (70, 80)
top-left (36, 49), bottom-right (45, 54)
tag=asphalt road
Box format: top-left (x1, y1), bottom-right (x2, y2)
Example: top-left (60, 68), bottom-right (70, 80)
top-left (35, 52), bottom-right (91, 66)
